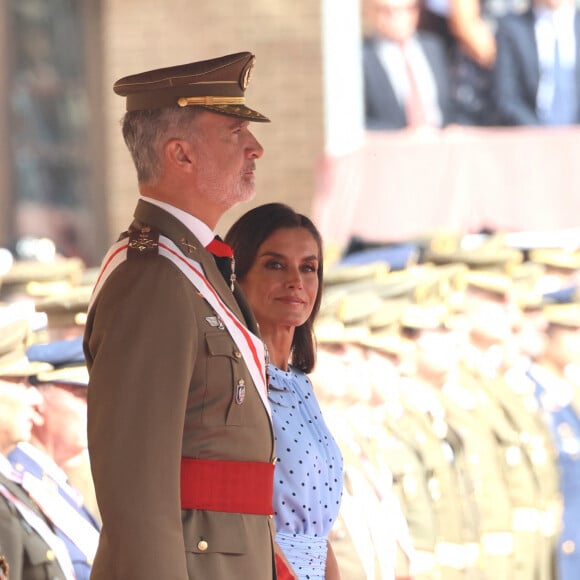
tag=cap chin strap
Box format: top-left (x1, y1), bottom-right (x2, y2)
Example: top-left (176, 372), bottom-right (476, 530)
top-left (177, 96), bottom-right (245, 107)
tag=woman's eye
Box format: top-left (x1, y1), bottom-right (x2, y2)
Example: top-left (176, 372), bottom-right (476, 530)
top-left (302, 263), bottom-right (317, 273)
top-left (265, 260), bottom-right (283, 270)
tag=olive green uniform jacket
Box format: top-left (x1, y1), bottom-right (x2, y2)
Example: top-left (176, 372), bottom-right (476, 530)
top-left (84, 200), bottom-right (276, 580)
top-left (0, 470), bottom-right (68, 580)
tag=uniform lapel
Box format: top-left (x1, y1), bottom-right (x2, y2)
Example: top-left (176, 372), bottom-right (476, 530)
top-left (132, 199), bottom-right (248, 324)
top-left (233, 284), bottom-right (260, 335)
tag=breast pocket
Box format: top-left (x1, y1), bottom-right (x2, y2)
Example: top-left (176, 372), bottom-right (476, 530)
top-left (22, 525), bottom-right (64, 575)
top-left (204, 332), bottom-right (250, 426)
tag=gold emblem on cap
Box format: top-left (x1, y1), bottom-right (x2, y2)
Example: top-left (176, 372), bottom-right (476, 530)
top-left (241, 59), bottom-right (254, 90)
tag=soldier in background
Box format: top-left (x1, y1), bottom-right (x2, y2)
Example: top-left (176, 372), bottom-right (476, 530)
top-left (526, 303), bottom-right (580, 580)
top-left (0, 318), bottom-right (74, 580)
top-left (9, 337), bottom-right (100, 580)
top-left (460, 269), bottom-right (561, 580)
top-left (396, 299), bottom-right (487, 580)
top-left (312, 327), bottom-right (416, 580)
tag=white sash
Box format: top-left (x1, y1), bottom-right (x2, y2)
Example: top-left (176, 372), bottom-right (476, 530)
top-left (21, 471), bottom-right (99, 563)
top-left (90, 237), bottom-right (271, 419)
top-left (0, 460), bottom-right (75, 580)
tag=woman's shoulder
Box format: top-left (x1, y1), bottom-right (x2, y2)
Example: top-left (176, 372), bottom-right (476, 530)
top-left (268, 364), bottom-right (309, 381)
top-left (267, 364), bottom-right (312, 392)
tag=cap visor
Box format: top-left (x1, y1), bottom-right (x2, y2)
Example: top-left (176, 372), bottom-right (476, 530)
top-left (198, 104), bottom-right (270, 122)
top-left (34, 365), bottom-right (89, 387)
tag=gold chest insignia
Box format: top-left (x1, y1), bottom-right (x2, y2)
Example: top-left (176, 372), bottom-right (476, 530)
top-left (180, 237), bottom-right (197, 254)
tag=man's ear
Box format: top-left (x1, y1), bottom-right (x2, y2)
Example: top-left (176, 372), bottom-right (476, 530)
top-left (165, 139), bottom-right (195, 171)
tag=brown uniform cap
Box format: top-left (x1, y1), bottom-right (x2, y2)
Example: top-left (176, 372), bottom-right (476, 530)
top-left (113, 51), bottom-right (270, 122)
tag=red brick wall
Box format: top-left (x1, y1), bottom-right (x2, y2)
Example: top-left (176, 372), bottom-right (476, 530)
top-left (101, 0), bottom-right (325, 238)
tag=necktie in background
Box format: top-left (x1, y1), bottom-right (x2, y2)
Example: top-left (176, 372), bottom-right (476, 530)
top-left (206, 236), bottom-right (236, 290)
top-left (402, 45), bottom-right (427, 128)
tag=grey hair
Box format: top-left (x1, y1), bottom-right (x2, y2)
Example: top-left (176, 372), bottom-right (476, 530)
top-left (121, 107), bottom-right (202, 184)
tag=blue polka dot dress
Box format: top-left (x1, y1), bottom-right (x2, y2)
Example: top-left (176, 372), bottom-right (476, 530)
top-left (268, 364), bottom-right (343, 580)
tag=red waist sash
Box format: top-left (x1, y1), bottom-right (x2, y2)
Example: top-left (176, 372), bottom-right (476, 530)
top-left (180, 457), bottom-right (275, 515)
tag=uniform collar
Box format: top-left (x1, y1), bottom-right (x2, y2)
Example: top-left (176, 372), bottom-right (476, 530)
top-left (139, 196), bottom-right (214, 247)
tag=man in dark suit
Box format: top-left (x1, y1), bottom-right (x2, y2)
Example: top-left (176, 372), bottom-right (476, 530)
top-left (84, 53), bottom-right (282, 579)
top-left (493, 0), bottom-right (580, 125)
top-left (363, 0), bottom-right (454, 130)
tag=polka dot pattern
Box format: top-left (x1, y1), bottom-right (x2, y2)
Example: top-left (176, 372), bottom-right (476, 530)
top-left (268, 364), bottom-right (343, 579)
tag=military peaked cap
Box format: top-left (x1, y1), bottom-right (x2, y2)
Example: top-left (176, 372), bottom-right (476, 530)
top-left (114, 51), bottom-right (270, 122)
top-left (0, 320), bottom-right (53, 378)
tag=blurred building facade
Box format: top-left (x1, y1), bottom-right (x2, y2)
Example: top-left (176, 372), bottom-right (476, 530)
top-left (0, 0), bottom-right (331, 266)
top-left (5, 1), bottom-right (580, 271)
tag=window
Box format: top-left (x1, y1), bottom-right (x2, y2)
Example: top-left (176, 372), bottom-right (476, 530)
top-left (4, 0), bottom-right (104, 265)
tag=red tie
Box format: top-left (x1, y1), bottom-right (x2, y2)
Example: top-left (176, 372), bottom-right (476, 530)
top-left (206, 236), bottom-right (236, 290)
top-left (402, 45), bottom-right (427, 128)
top-left (206, 236), bottom-right (234, 258)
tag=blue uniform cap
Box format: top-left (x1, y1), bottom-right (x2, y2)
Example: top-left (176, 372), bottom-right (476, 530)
top-left (26, 336), bottom-right (88, 387)
top-left (340, 243), bottom-right (419, 271)
top-left (542, 285), bottom-right (578, 304)
top-left (26, 336), bottom-right (84, 366)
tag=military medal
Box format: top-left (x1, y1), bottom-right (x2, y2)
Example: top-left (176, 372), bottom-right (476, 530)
top-left (236, 379), bottom-right (246, 405)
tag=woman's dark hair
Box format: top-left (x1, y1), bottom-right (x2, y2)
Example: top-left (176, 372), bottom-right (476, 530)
top-left (225, 202), bottom-right (324, 373)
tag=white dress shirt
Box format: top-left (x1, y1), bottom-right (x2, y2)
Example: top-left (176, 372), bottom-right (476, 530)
top-left (535, 2), bottom-right (576, 116)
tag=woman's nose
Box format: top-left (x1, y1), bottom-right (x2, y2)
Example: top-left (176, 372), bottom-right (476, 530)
top-left (285, 268), bottom-right (303, 288)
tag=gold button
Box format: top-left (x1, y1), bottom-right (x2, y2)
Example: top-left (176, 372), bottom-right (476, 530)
top-left (197, 540), bottom-right (208, 552)
top-left (233, 350), bottom-right (242, 359)
top-left (562, 540), bottom-right (575, 555)
top-left (46, 549), bottom-right (55, 561)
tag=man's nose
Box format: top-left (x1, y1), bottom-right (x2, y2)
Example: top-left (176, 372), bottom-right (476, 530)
top-left (247, 132), bottom-right (264, 159)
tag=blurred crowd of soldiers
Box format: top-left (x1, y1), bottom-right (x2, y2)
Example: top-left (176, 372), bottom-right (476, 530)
top-left (1, 229), bottom-right (580, 579)
top-left (313, 230), bottom-right (580, 579)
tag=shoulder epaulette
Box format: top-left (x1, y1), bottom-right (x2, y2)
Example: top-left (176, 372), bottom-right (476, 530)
top-left (127, 224), bottom-right (160, 259)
